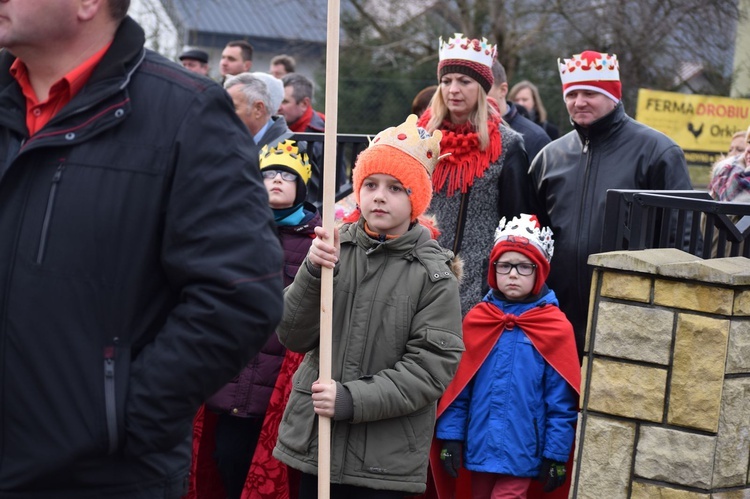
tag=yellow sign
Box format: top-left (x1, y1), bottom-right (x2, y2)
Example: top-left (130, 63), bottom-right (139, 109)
top-left (635, 89), bottom-right (750, 167)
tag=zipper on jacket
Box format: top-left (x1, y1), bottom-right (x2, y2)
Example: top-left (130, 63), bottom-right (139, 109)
top-left (36, 163), bottom-right (65, 264)
top-left (582, 137), bottom-right (590, 154)
top-left (103, 344), bottom-right (119, 454)
top-left (533, 418), bottom-right (539, 456)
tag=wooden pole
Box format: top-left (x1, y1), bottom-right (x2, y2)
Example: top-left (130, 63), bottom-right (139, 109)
top-left (319, 0), bottom-right (340, 497)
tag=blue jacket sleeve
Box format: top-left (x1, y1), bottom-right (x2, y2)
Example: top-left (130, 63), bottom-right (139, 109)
top-left (542, 362), bottom-right (578, 462)
top-left (436, 382), bottom-right (472, 441)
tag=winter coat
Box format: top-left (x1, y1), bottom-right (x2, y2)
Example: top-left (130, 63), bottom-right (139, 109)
top-left (504, 101), bottom-right (551, 164)
top-left (273, 219), bottom-right (464, 494)
top-left (525, 103), bottom-right (693, 351)
top-left (0, 17), bottom-right (284, 497)
top-left (430, 124), bottom-right (529, 316)
top-left (436, 289), bottom-right (578, 477)
top-left (206, 206), bottom-right (320, 417)
top-left (257, 115), bottom-right (293, 148)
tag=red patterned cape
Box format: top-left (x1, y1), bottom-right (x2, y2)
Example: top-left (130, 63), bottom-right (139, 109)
top-left (187, 350), bottom-right (305, 499)
top-left (416, 301), bottom-right (580, 499)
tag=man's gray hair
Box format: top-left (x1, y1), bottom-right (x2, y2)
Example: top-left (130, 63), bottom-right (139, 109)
top-left (224, 73), bottom-right (280, 118)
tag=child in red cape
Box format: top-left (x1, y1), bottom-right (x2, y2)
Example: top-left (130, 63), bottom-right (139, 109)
top-left (426, 214), bottom-right (580, 499)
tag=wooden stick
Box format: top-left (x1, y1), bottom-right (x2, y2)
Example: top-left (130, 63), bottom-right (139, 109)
top-left (319, 0), bottom-right (340, 497)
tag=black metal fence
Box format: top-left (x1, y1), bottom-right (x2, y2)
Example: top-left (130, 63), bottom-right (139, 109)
top-left (291, 132), bottom-right (368, 206)
top-left (602, 189), bottom-right (750, 259)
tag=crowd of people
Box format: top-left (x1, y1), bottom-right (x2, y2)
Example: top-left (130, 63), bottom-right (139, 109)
top-left (1, 1), bottom-right (738, 499)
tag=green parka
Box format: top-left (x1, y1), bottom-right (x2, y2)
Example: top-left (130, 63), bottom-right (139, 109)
top-left (273, 219), bottom-right (464, 493)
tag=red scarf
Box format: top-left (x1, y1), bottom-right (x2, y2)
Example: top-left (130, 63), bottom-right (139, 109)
top-left (417, 109), bottom-right (502, 197)
top-left (289, 105), bottom-right (325, 133)
top-left (423, 300), bottom-right (580, 499)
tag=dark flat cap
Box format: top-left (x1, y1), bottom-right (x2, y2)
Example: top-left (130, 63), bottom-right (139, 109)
top-left (179, 49), bottom-right (209, 64)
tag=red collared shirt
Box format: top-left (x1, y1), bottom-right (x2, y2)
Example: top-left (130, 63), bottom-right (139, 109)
top-left (10, 42), bottom-right (112, 136)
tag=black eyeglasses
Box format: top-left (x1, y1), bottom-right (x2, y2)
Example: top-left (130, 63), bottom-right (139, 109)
top-left (494, 261), bottom-right (537, 276)
top-left (262, 170), bottom-right (296, 182)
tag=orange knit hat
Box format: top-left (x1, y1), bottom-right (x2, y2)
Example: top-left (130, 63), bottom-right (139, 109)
top-left (352, 114), bottom-right (444, 221)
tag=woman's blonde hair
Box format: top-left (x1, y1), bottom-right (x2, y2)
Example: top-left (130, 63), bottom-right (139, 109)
top-left (508, 80), bottom-right (548, 123)
top-left (424, 83), bottom-right (499, 150)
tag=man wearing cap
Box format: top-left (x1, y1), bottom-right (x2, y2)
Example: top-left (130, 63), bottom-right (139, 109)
top-left (179, 48), bottom-right (210, 76)
top-left (523, 51), bottom-right (693, 359)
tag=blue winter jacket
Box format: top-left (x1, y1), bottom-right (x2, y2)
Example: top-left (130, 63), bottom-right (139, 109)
top-left (435, 288), bottom-right (577, 477)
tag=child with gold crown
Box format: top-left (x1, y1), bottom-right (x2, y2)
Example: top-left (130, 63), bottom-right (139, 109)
top-left (272, 115), bottom-right (464, 498)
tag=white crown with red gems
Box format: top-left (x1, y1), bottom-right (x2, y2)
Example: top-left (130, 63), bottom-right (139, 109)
top-left (559, 51), bottom-right (619, 84)
top-left (494, 214), bottom-right (555, 261)
top-left (438, 33), bottom-right (496, 67)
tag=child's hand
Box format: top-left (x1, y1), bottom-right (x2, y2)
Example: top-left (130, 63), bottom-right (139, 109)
top-left (308, 226), bottom-right (340, 269)
top-left (311, 379), bottom-right (337, 418)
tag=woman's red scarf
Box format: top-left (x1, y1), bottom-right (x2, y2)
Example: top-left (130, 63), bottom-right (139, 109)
top-left (417, 109), bottom-right (502, 197)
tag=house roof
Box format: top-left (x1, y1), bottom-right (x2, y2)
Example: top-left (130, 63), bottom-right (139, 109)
top-left (168, 0), bottom-right (329, 44)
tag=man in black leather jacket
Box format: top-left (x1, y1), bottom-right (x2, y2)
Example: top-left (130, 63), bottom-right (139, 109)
top-left (0, 1), bottom-right (283, 497)
top-left (525, 51), bottom-right (692, 359)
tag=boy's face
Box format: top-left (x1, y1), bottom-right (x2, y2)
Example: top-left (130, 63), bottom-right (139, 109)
top-left (263, 169), bottom-right (297, 209)
top-left (493, 250), bottom-right (536, 300)
top-left (358, 174), bottom-right (412, 236)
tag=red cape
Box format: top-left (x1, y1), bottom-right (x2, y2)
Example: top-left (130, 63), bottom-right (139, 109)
top-left (187, 350), bottom-right (305, 499)
top-left (419, 300), bottom-right (580, 499)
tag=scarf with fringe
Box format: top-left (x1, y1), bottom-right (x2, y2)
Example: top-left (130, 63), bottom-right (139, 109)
top-left (417, 109), bottom-right (502, 197)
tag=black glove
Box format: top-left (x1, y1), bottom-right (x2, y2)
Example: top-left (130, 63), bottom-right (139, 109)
top-left (439, 440), bottom-right (463, 478)
top-left (538, 458), bottom-right (566, 492)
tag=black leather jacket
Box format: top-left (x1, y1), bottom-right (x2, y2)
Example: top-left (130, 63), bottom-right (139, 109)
top-left (527, 103), bottom-right (692, 354)
top-left (0, 18), bottom-right (283, 496)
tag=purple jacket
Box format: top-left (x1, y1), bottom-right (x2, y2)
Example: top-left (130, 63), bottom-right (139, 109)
top-left (206, 205), bottom-right (320, 417)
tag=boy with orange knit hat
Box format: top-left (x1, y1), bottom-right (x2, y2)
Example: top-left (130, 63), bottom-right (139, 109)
top-left (273, 115), bottom-right (464, 498)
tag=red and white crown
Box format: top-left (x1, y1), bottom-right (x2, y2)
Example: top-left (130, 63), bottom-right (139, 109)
top-left (493, 214), bottom-right (554, 261)
top-left (558, 51), bottom-right (621, 102)
top-left (438, 33), bottom-right (496, 68)
top-left (559, 51), bottom-right (619, 83)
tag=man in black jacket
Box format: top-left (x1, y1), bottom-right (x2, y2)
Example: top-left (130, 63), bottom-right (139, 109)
top-left (488, 60), bottom-right (550, 163)
top-left (522, 51), bottom-right (693, 359)
top-left (0, 1), bottom-right (284, 497)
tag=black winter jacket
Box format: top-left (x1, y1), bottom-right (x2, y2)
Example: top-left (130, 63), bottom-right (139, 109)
top-left (0, 18), bottom-right (284, 497)
top-left (526, 103), bottom-right (692, 355)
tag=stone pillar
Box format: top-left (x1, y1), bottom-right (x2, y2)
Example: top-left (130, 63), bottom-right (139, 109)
top-left (572, 248), bottom-right (750, 498)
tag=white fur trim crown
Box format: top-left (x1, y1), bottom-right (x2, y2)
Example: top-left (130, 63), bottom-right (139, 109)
top-left (494, 214), bottom-right (555, 261)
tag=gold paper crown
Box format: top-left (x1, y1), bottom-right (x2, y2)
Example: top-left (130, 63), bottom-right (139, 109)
top-left (259, 139), bottom-right (312, 185)
top-left (438, 33), bottom-right (496, 68)
top-left (368, 114), bottom-right (446, 176)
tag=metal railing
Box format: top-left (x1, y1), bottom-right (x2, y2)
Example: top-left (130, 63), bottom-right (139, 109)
top-left (602, 189), bottom-right (750, 259)
top-left (290, 132), bottom-right (369, 205)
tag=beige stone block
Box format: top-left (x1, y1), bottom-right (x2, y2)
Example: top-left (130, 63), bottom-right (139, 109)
top-left (713, 378), bottom-right (750, 488)
top-left (712, 491), bottom-right (750, 499)
top-left (594, 301), bottom-right (673, 365)
top-left (601, 272), bottom-right (652, 303)
top-left (631, 482), bottom-right (708, 498)
top-left (669, 314), bottom-right (729, 432)
top-left (588, 358), bottom-right (666, 422)
top-left (735, 290), bottom-right (750, 316)
top-left (576, 415), bottom-right (634, 499)
top-left (588, 248), bottom-right (698, 274)
top-left (635, 426), bottom-right (715, 489)
top-left (654, 280), bottom-right (733, 314)
top-left (727, 320), bottom-right (750, 374)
